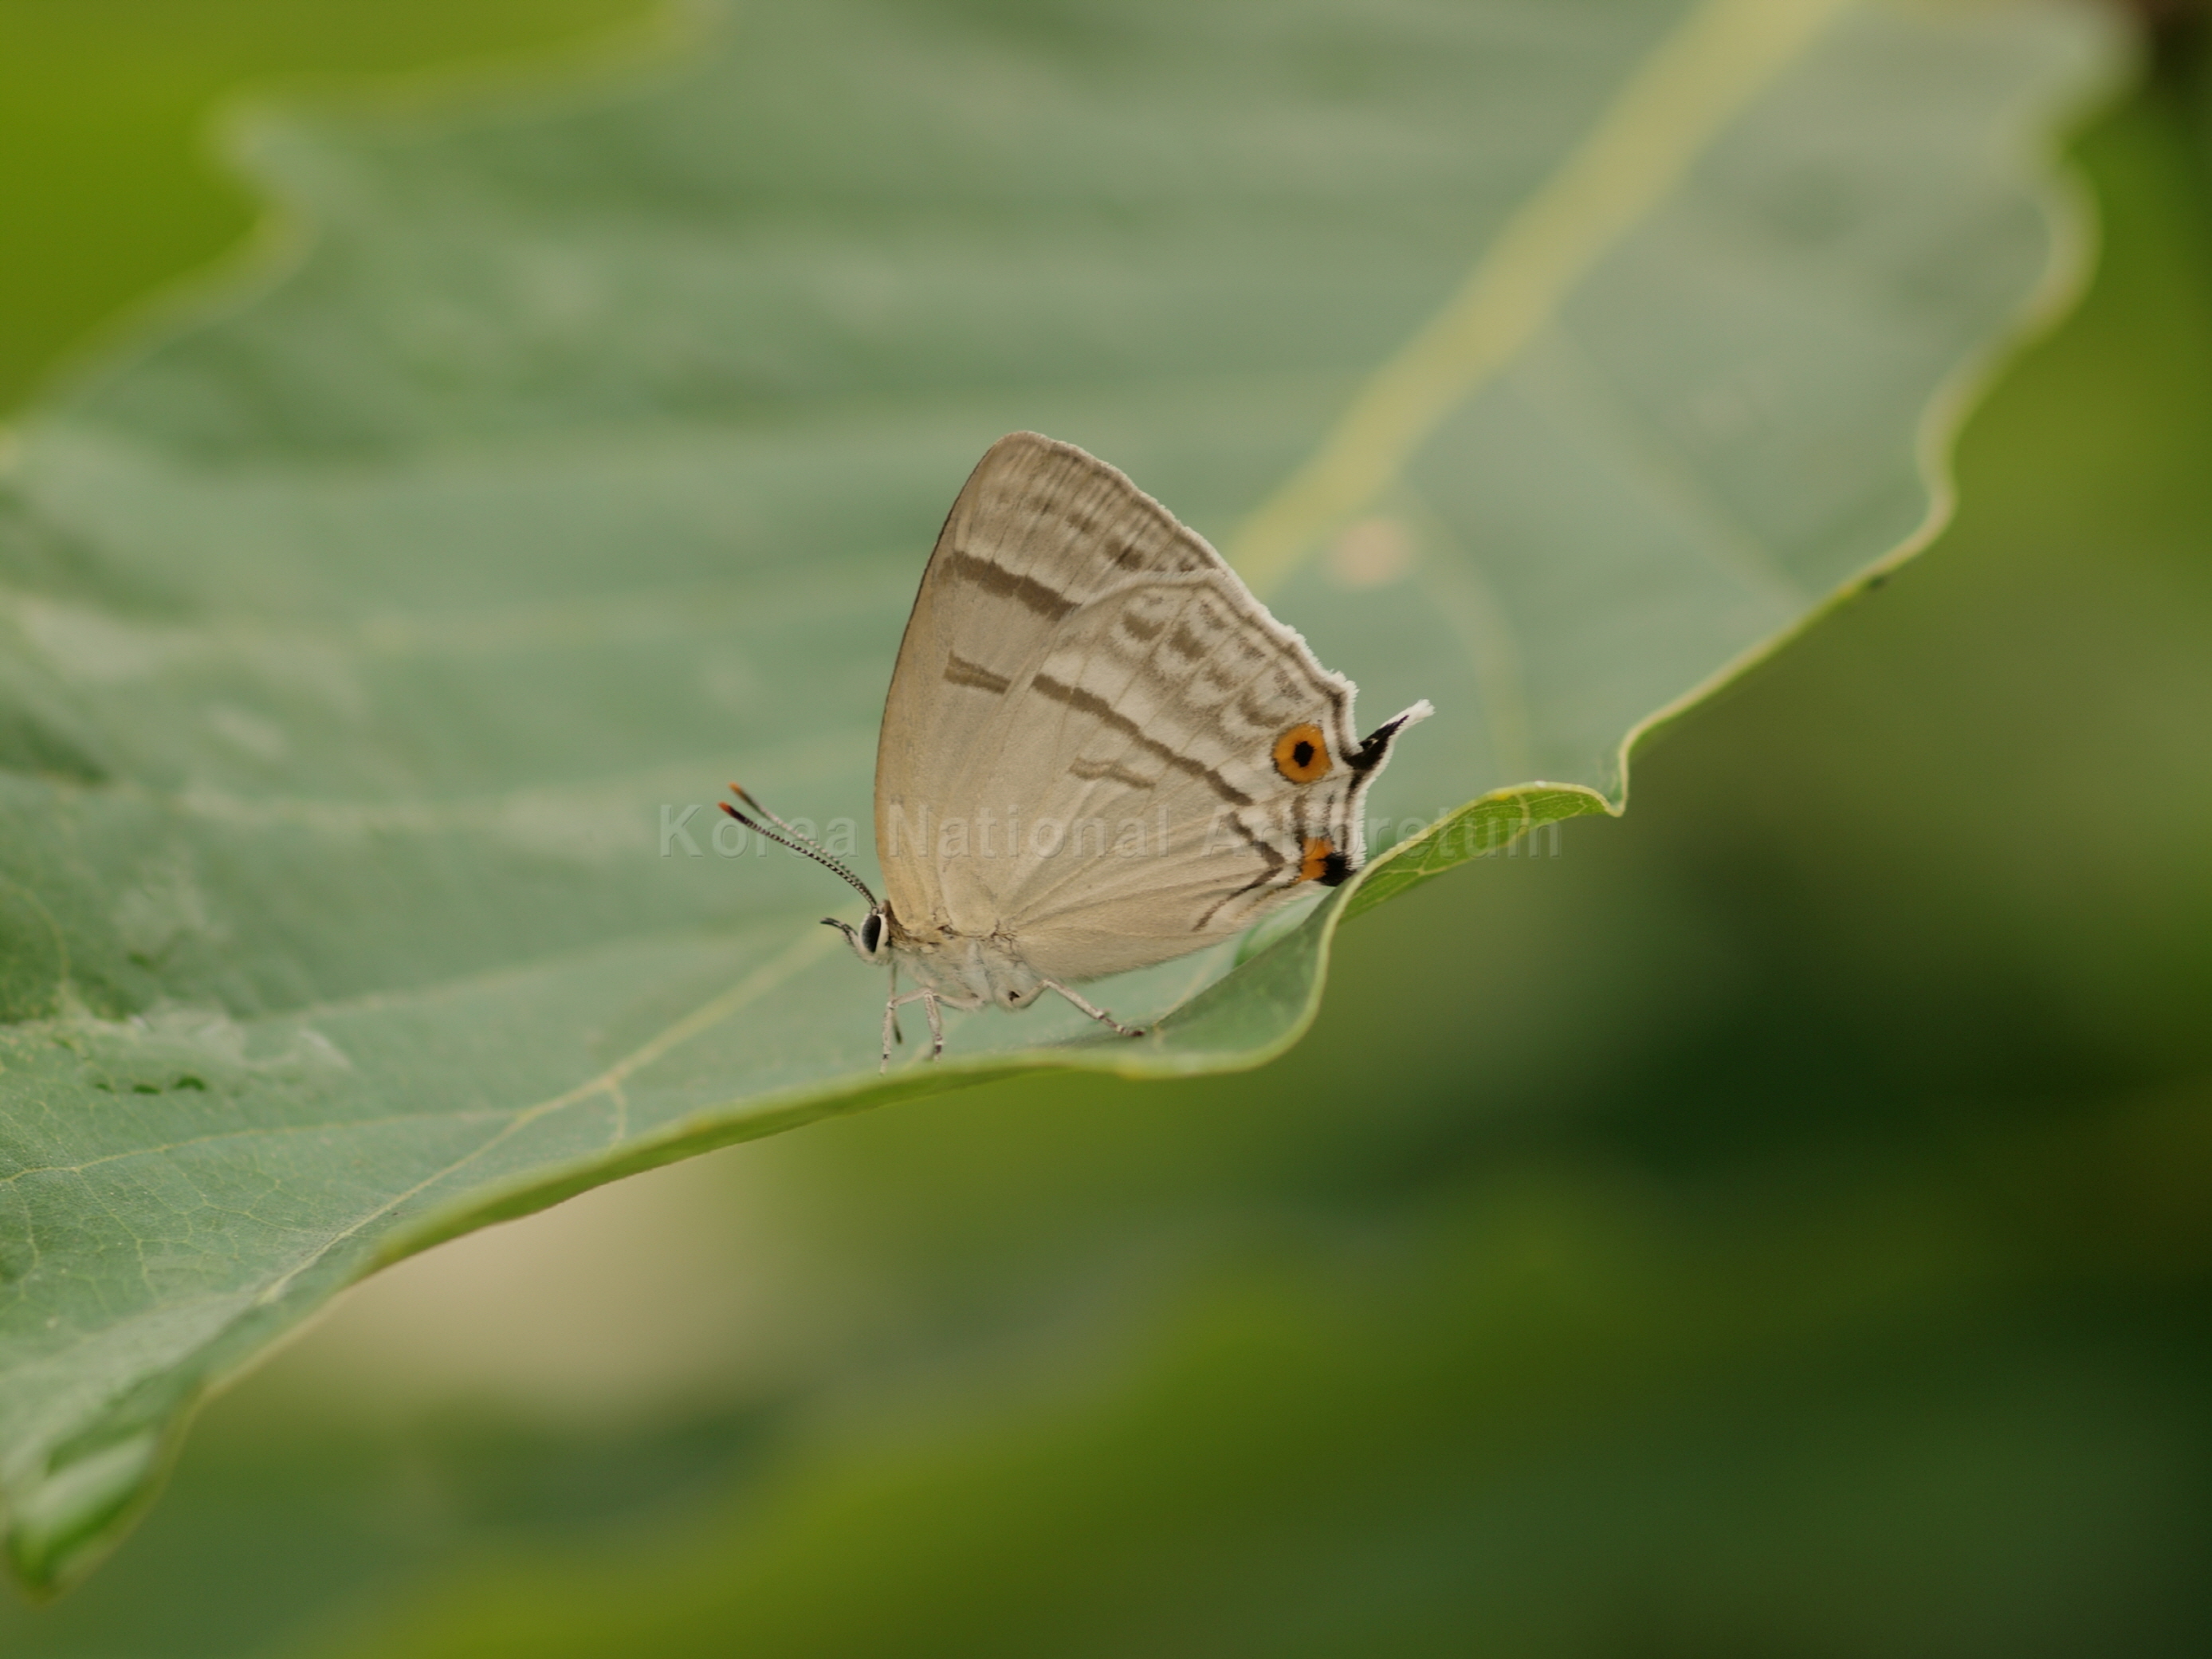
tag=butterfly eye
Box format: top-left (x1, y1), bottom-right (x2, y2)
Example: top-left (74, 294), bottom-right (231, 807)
top-left (860, 913), bottom-right (884, 954)
top-left (1273, 723), bottom-right (1331, 784)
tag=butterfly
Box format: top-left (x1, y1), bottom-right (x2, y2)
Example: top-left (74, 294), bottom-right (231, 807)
top-left (725, 432), bottom-right (1430, 1068)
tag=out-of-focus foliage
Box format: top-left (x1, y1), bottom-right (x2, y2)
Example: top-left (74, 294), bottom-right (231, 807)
top-left (0, 0), bottom-right (2111, 1591)
top-left (0, 0), bottom-right (655, 411)
top-left (5, 2), bottom-right (2211, 1653)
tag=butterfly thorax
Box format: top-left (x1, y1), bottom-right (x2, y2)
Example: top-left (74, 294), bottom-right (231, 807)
top-left (886, 911), bottom-right (1045, 1012)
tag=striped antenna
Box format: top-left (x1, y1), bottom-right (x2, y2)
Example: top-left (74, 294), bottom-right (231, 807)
top-left (721, 783), bottom-right (878, 906)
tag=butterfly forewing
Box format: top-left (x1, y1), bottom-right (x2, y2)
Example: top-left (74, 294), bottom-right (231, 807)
top-left (875, 434), bottom-right (1224, 934)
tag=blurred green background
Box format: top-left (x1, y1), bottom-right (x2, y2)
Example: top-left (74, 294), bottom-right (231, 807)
top-left (3, 1), bottom-right (2210, 1653)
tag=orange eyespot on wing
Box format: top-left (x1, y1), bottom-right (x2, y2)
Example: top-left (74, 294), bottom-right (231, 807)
top-left (1298, 837), bottom-right (1334, 883)
top-left (1273, 723), bottom-right (1330, 783)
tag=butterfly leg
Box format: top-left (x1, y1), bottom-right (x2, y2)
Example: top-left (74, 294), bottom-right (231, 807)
top-left (921, 989), bottom-right (946, 1059)
top-left (881, 989), bottom-right (944, 1071)
top-left (1039, 979), bottom-right (1145, 1038)
top-left (879, 964), bottom-right (903, 1071)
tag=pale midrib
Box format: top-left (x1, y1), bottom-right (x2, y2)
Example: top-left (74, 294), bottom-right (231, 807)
top-left (247, 922), bottom-right (839, 1311)
top-left (1227, 0), bottom-right (1851, 596)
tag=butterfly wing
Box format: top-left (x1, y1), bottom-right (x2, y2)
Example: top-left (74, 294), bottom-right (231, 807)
top-left (875, 433), bottom-right (1224, 935)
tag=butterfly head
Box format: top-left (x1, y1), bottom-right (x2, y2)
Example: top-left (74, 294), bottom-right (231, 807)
top-left (823, 906), bottom-right (894, 968)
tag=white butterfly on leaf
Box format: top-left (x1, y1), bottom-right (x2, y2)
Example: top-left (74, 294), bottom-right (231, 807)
top-left (725, 432), bottom-right (1431, 1069)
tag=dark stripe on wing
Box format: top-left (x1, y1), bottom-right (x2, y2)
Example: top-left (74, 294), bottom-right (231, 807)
top-left (1031, 672), bottom-right (1252, 806)
top-left (1194, 834), bottom-right (1292, 929)
top-left (1117, 609), bottom-right (1167, 643)
top-left (942, 653), bottom-right (1012, 694)
top-left (1068, 756), bottom-right (1156, 788)
top-left (942, 548), bottom-right (1079, 620)
top-left (1165, 622), bottom-right (1211, 663)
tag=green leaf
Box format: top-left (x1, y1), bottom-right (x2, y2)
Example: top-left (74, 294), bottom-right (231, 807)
top-left (0, 0), bottom-right (2114, 1593)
